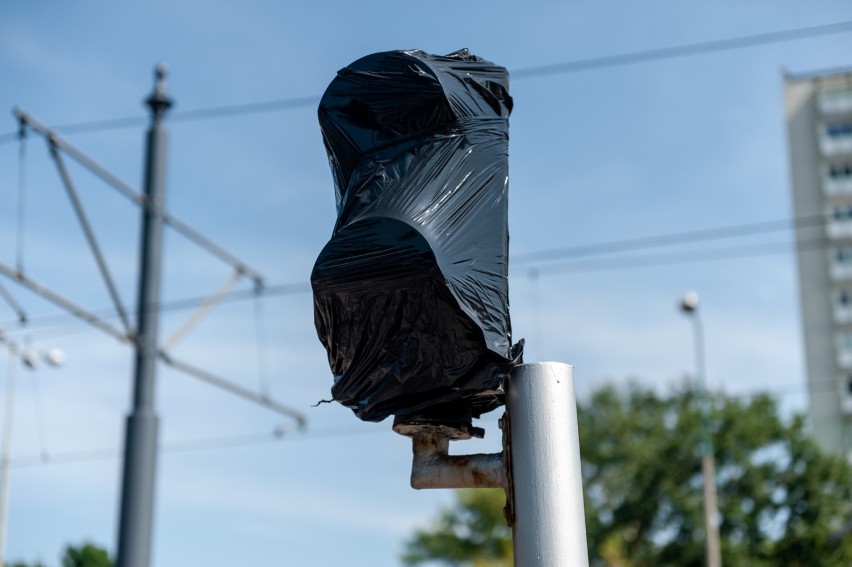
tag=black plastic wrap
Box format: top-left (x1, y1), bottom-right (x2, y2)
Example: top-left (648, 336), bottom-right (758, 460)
top-left (311, 49), bottom-right (522, 423)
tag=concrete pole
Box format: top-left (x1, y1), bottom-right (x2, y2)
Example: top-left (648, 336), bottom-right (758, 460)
top-left (116, 64), bottom-right (172, 567)
top-left (506, 362), bottom-right (588, 567)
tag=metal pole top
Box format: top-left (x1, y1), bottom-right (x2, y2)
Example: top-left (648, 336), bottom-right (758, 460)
top-left (146, 63), bottom-right (173, 118)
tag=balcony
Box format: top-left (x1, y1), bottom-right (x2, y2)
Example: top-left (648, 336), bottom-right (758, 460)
top-left (831, 263), bottom-right (852, 281)
top-left (820, 123), bottom-right (852, 157)
top-left (837, 375), bottom-right (852, 415)
top-left (835, 303), bottom-right (852, 324)
top-left (837, 350), bottom-right (852, 369)
top-left (819, 89), bottom-right (852, 115)
top-left (827, 220), bottom-right (852, 239)
top-left (837, 335), bottom-right (852, 369)
top-left (827, 205), bottom-right (852, 239)
top-left (836, 306), bottom-right (852, 325)
top-left (821, 135), bottom-right (852, 156)
top-left (831, 247), bottom-right (852, 280)
top-left (825, 175), bottom-right (852, 197)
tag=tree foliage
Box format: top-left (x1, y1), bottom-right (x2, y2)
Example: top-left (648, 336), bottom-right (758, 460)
top-left (402, 383), bottom-right (852, 566)
top-left (402, 488), bottom-right (512, 567)
top-left (10, 542), bottom-right (111, 567)
top-left (60, 543), bottom-right (111, 567)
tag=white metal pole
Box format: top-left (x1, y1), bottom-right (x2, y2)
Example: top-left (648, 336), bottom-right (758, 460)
top-left (692, 311), bottom-right (722, 567)
top-left (506, 362), bottom-right (588, 566)
top-left (681, 292), bottom-right (722, 567)
top-left (0, 354), bottom-right (17, 567)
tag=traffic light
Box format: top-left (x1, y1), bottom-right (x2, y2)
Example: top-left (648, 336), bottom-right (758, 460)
top-left (312, 49), bottom-right (522, 423)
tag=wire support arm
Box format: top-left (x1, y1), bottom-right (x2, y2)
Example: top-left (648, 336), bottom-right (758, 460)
top-left (160, 271), bottom-right (241, 352)
top-left (0, 283), bottom-right (27, 325)
top-left (15, 109), bottom-right (144, 206)
top-left (161, 215), bottom-right (264, 286)
top-left (0, 260), bottom-right (129, 343)
top-left (48, 138), bottom-right (133, 335)
top-left (13, 108), bottom-right (265, 286)
top-left (157, 351), bottom-right (306, 426)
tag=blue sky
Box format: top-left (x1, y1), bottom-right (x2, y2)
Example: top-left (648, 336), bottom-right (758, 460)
top-left (1, 2), bottom-right (852, 566)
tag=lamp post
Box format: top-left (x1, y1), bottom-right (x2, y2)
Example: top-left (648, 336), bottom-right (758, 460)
top-left (0, 339), bottom-right (64, 567)
top-left (680, 291), bottom-right (722, 567)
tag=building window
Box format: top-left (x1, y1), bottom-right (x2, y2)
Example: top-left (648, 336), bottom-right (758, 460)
top-left (832, 204), bottom-right (852, 221)
top-left (835, 247), bottom-right (852, 264)
top-left (842, 375), bottom-right (852, 414)
top-left (829, 163), bottom-right (852, 179)
top-left (833, 289), bottom-right (852, 324)
top-left (837, 333), bottom-right (852, 369)
top-left (839, 332), bottom-right (852, 352)
top-left (821, 123), bottom-right (852, 156)
top-left (827, 122), bottom-right (852, 138)
top-left (825, 163), bottom-right (852, 198)
top-left (830, 247), bottom-right (852, 281)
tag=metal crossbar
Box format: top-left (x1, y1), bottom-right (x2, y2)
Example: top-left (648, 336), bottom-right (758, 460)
top-left (14, 108), bottom-right (265, 286)
top-left (49, 139), bottom-right (133, 335)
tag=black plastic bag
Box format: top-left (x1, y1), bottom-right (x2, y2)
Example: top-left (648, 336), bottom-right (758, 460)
top-left (312, 49), bottom-right (522, 423)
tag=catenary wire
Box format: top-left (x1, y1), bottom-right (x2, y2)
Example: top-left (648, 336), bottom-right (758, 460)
top-left (524, 238), bottom-right (807, 277)
top-left (0, 212), bottom-right (837, 333)
top-left (0, 281), bottom-right (311, 333)
top-left (0, 236), bottom-right (809, 336)
top-left (511, 214), bottom-right (823, 265)
top-left (5, 380), bottom-right (827, 471)
top-left (2, 19), bottom-right (851, 144)
top-left (8, 425), bottom-right (386, 469)
top-left (511, 19), bottom-right (852, 79)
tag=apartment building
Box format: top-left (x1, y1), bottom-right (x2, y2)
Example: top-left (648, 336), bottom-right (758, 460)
top-left (785, 68), bottom-right (852, 456)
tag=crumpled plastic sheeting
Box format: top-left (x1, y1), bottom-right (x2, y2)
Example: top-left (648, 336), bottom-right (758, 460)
top-left (311, 49), bottom-right (523, 423)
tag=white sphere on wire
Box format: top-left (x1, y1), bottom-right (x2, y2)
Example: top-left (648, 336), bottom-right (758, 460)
top-left (43, 348), bottom-right (66, 367)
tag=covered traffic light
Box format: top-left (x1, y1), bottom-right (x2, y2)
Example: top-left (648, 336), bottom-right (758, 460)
top-left (312, 49), bottom-right (522, 423)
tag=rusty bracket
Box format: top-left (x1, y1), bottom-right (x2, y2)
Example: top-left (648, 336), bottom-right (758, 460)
top-left (394, 418), bottom-right (509, 494)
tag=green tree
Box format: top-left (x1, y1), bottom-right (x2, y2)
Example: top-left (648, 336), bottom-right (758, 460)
top-left (402, 384), bottom-right (852, 566)
top-left (60, 543), bottom-right (111, 567)
top-left (10, 542), bottom-right (111, 567)
top-left (402, 489), bottom-right (512, 567)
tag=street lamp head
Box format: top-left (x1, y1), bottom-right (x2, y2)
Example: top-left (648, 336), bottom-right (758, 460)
top-left (680, 291), bottom-right (700, 314)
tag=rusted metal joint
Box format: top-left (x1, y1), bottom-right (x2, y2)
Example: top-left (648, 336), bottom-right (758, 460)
top-left (394, 421), bottom-right (506, 490)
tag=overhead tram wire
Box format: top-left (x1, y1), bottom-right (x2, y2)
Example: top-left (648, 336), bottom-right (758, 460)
top-left (8, 425), bottom-right (387, 470)
top-left (511, 213), bottom-right (825, 265)
top-left (5, 377), bottom-right (828, 472)
top-left (520, 238), bottom-right (812, 277)
top-left (511, 19), bottom-right (852, 79)
top-left (2, 19), bottom-right (852, 145)
top-left (0, 235), bottom-right (818, 334)
top-left (0, 210), bottom-right (840, 333)
top-left (0, 280), bottom-right (312, 333)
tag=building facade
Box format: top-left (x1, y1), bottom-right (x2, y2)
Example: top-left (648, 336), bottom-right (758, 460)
top-left (785, 69), bottom-right (852, 456)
